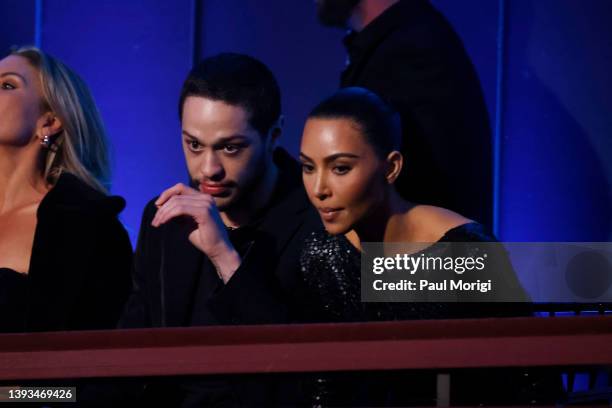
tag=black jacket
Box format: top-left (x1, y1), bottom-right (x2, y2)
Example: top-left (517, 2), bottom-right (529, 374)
top-left (341, 0), bottom-right (493, 227)
top-left (120, 149), bottom-right (322, 329)
top-left (116, 149), bottom-right (322, 407)
top-left (25, 172), bottom-right (132, 332)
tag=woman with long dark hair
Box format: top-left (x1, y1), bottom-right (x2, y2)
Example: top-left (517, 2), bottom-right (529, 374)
top-left (298, 88), bottom-right (563, 406)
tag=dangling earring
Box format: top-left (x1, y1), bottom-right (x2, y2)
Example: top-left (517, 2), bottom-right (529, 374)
top-left (41, 133), bottom-right (51, 148)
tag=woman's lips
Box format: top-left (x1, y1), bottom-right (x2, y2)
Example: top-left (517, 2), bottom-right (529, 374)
top-left (199, 183), bottom-right (230, 196)
top-left (318, 207), bottom-right (343, 222)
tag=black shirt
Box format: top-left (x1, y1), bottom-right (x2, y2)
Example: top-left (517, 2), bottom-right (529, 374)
top-left (190, 225), bottom-right (258, 326)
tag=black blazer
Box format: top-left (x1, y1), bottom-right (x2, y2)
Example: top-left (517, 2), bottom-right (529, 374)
top-left (25, 172), bottom-right (133, 332)
top-left (115, 150), bottom-right (322, 406)
top-left (341, 0), bottom-right (493, 227)
top-left (120, 149), bottom-right (322, 329)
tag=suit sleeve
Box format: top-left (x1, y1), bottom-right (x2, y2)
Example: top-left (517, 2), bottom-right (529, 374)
top-left (206, 240), bottom-right (289, 324)
top-left (67, 214), bottom-right (133, 331)
top-left (206, 209), bottom-right (318, 325)
top-left (118, 201), bottom-right (158, 329)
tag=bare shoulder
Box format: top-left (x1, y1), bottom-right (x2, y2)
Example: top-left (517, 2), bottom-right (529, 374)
top-left (404, 205), bottom-right (473, 242)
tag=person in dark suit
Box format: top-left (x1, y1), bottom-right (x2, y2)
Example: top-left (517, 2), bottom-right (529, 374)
top-left (118, 53), bottom-right (321, 406)
top-left (316, 0), bottom-right (493, 228)
top-left (0, 47), bottom-right (132, 334)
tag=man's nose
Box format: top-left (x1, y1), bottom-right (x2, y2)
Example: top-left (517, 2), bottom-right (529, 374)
top-left (200, 150), bottom-right (225, 181)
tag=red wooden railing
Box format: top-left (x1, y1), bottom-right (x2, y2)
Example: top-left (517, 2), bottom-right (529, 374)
top-left (0, 316), bottom-right (610, 381)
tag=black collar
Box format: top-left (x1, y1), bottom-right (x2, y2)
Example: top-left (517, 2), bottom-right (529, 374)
top-left (37, 172), bottom-right (125, 218)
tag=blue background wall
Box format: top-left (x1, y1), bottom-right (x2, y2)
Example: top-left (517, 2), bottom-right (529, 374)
top-left (2, 0), bottom-right (611, 244)
top-left (501, 0), bottom-right (612, 241)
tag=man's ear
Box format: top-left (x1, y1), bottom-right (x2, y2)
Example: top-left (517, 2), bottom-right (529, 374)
top-left (384, 150), bottom-right (403, 184)
top-left (266, 115), bottom-right (284, 151)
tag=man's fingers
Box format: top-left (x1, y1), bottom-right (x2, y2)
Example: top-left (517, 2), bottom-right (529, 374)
top-left (153, 195), bottom-right (188, 226)
top-left (154, 184), bottom-right (183, 207)
top-left (152, 194), bottom-right (213, 227)
top-left (153, 202), bottom-right (201, 227)
top-left (154, 183), bottom-right (199, 207)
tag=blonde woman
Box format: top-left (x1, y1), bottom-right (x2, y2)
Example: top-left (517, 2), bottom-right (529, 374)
top-left (0, 47), bottom-right (132, 332)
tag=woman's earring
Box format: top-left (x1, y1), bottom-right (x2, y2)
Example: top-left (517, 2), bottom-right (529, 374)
top-left (41, 134), bottom-right (51, 148)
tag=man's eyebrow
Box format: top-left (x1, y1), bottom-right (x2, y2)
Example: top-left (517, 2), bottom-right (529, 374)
top-left (0, 71), bottom-right (28, 84)
top-left (182, 130), bottom-right (200, 140)
top-left (213, 135), bottom-right (250, 145)
top-left (182, 131), bottom-right (251, 145)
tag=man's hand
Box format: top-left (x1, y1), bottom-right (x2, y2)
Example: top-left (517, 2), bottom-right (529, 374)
top-left (151, 183), bottom-right (241, 282)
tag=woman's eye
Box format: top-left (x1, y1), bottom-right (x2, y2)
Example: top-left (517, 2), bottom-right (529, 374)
top-left (301, 163), bottom-right (314, 174)
top-left (0, 82), bottom-right (16, 90)
top-left (333, 165), bottom-right (351, 175)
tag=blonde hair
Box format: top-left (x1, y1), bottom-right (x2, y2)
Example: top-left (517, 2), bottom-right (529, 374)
top-left (12, 46), bottom-right (111, 193)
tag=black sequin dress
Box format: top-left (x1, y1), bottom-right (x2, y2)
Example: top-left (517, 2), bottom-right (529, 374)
top-left (298, 223), bottom-right (564, 407)
top-left (300, 222), bottom-right (529, 323)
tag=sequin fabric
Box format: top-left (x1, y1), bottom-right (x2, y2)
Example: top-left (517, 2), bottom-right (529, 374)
top-left (300, 231), bottom-right (365, 321)
top-left (299, 224), bottom-right (540, 407)
top-left (299, 222), bottom-right (526, 323)
top-left (299, 230), bottom-right (450, 322)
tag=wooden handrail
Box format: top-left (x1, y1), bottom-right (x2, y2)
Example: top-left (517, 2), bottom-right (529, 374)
top-left (0, 316), bottom-right (610, 381)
